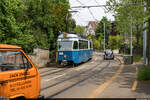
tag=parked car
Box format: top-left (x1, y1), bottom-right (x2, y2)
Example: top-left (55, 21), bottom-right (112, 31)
top-left (104, 49), bottom-right (114, 60)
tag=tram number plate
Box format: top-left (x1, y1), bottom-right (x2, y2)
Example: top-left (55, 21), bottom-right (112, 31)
top-left (59, 52), bottom-right (63, 55)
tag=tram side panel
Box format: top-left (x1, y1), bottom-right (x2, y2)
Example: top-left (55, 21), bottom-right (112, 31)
top-left (57, 51), bottom-right (72, 63)
top-left (72, 51), bottom-right (80, 64)
top-left (78, 50), bottom-right (91, 63)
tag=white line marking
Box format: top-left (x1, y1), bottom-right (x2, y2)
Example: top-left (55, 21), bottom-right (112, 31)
top-left (75, 66), bottom-right (86, 71)
top-left (40, 69), bottom-right (61, 75)
top-left (45, 73), bottom-right (66, 82)
top-left (91, 61), bottom-right (94, 63)
top-left (95, 58), bottom-right (97, 60)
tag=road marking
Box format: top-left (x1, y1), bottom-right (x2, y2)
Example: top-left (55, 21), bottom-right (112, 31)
top-left (131, 80), bottom-right (138, 91)
top-left (131, 67), bottom-right (138, 91)
top-left (136, 67), bottom-right (138, 73)
top-left (91, 62), bottom-right (94, 63)
top-left (45, 73), bottom-right (66, 82)
top-left (40, 68), bottom-right (62, 75)
top-left (95, 58), bottom-right (97, 60)
top-left (88, 64), bottom-right (124, 98)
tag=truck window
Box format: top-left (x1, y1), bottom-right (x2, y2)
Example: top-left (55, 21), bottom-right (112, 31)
top-left (0, 51), bottom-right (31, 71)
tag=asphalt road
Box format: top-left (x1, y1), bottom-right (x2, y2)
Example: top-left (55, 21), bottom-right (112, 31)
top-left (39, 52), bottom-right (137, 98)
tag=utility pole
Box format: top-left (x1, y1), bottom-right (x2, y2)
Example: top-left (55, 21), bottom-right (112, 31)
top-left (104, 21), bottom-right (106, 51)
top-left (130, 17), bottom-right (133, 56)
top-left (66, 10), bottom-right (78, 32)
top-left (143, 1), bottom-right (147, 65)
top-left (66, 13), bottom-right (69, 32)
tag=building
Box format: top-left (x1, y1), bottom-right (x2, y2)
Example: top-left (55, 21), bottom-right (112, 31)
top-left (83, 21), bottom-right (98, 36)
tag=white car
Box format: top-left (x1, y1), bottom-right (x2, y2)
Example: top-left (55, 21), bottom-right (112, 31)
top-left (104, 49), bottom-right (114, 60)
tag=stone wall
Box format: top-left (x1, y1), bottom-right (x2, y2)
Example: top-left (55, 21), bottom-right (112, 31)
top-left (28, 48), bottom-right (50, 68)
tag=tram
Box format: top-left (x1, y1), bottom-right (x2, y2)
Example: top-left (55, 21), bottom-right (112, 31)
top-left (57, 33), bottom-right (93, 65)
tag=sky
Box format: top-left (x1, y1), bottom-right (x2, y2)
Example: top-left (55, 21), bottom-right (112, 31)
top-left (69, 0), bottom-right (114, 26)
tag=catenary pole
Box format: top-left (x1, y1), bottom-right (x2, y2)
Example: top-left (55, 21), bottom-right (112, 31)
top-left (104, 22), bottom-right (106, 51)
top-left (143, 1), bottom-right (147, 65)
top-left (130, 17), bottom-right (133, 56)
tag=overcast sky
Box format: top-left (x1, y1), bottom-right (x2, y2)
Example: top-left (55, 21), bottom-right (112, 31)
top-left (69, 0), bottom-right (114, 26)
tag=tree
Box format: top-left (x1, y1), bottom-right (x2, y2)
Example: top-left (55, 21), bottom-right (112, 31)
top-left (73, 25), bottom-right (85, 36)
top-left (106, 0), bottom-right (145, 54)
top-left (0, 0), bottom-right (21, 42)
top-left (108, 35), bottom-right (124, 50)
top-left (96, 17), bottom-right (111, 47)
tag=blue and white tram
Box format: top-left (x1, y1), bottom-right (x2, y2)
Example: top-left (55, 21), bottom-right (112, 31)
top-left (57, 33), bottom-right (93, 65)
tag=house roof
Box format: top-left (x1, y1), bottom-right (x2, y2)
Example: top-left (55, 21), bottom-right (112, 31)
top-left (88, 21), bottom-right (98, 31)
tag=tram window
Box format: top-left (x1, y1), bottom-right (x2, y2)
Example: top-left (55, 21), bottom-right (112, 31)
top-left (73, 41), bottom-right (78, 49)
top-left (79, 41), bottom-right (83, 49)
top-left (79, 40), bottom-right (88, 49)
top-left (85, 41), bottom-right (88, 49)
top-left (58, 41), bottom-right (73, 51)
top-left (90, 42), bottom-right (92, 49)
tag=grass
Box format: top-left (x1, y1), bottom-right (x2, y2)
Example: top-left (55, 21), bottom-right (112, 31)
top-left (133, 55), bottom-right (142, 62)
top-left (137, 66), bottom-right (150, 81)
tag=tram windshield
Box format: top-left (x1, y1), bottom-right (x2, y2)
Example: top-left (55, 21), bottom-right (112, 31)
top-left (58, 41), bottom-right (73, 51)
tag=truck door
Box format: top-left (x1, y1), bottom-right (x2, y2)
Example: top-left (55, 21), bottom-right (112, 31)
top-left (0, 50), bottom-right (38, 98)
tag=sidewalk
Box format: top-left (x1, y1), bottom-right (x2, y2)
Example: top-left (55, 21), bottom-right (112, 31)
top-left (96, 62), bottom-right (150, 98)
top-left (134, 64), bottom-right (150, 98)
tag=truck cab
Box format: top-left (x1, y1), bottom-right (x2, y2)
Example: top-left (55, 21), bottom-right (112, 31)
top-left (0, 44), bottom-right (41, 99)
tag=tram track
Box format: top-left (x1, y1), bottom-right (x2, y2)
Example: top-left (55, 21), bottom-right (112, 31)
top-left (40, 68), bottom-right (61, 74)
top-left (40, 68), bottom-right (69, 77)
top-left (41, 58), bottom-right (107, 92)
top-left (40, 56), bottom-right (98, 77)
top-left (46, 61), bottom-right (111, 98)
top-left (41, 58), bottom-right (102, 90)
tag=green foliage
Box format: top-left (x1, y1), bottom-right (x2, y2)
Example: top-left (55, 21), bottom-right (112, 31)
top-left (96, 17), bottom-right (111, 46)
top-left (92, 33), bottom-right (104, 50)
top-left (137, 66), bottom-right (150, 81)
top-left (107, 35), bottom-right (124, 50)
top-left (6, 34), bottom-right (37, 53)
top-left (106, 0), bottom-right (145, 52)
top-left (0, 0), bottom-right (74, 57)
top-left (0, 0), bottom-right (21, 41)
top-left (93, 39), bottom-right (100, 50)
top-left (73, 25), bottom-right (85, 36)
top-left (133, 55), bottom-right (142, 62)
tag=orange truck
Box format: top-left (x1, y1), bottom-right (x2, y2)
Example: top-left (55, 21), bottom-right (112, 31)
top-left (0, 44), bottom-right (43, 99)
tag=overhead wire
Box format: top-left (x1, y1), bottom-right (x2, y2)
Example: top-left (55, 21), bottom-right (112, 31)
top-left (76, 0), bottom-right (99, 22)
top-left (87, 8), bottom-right (98, 22)
top-left (72, 0), bottom-right (115, 25)
top-left (94, 0), bottom-right (100, 6)
top-left (74, 13), bottom-right (89, 26)
top-left (75, 0), bottom-right (84, 5)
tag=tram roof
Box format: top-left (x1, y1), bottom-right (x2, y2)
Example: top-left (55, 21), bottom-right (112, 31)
top-left (58, 33), bottom-right (91, 41)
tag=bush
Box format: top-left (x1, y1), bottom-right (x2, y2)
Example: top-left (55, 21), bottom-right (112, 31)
top-left (137, 66), bottom-right (150, 81)
top-left (133, 55), bottom-right (142, 62)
